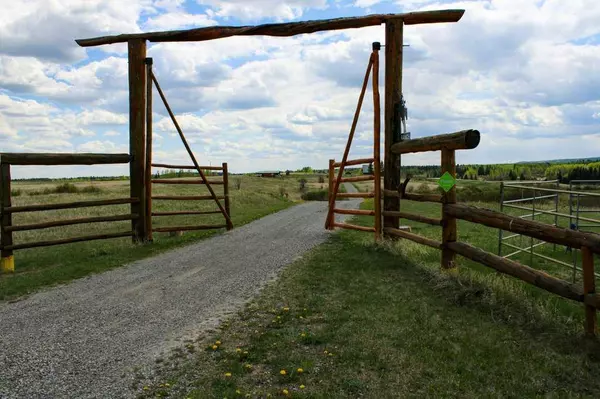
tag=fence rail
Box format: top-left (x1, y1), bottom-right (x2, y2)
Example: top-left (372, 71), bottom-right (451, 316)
top-left (0, 153), bottom-right (139, 273)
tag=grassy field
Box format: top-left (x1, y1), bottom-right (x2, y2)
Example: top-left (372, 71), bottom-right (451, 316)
top-left (0, 174), bottom-right (327, 301)
top-left (136, 198), bottom-right (600, 398)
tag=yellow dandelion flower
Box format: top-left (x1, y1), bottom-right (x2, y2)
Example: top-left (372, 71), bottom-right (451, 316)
top-left (236, 389), bottom-right (241, 394)
top-left (299, 316), bottom-right (304, 319)
top-left (159, 384), bottom-right (165, 388)
top-left (280, 369), bottom-right (287, 375)
top-left (303, 308), bottom-right (307, 311)
top-left (143, 386), bottom-right (150, 391)
top-left (245, 364), bottom-right (253, 369)
top-left (236, 348), bottom-right (242, 353)
top-left (215, 340), bottom-right (222, 345)
top-left (165, 383), bottom-right (171, 387)
top-left (329, 353), bottom-right (333, 356)
top-left (282, 389), bottom-right (289, 395)
top-left (283, 307), bottom-right (289, 312)
top-left (300, 333), bottom-right (306, 337)
top-left (300, 385), bottom-right (306, 389)
top-left (243, 351), bottom-right (248, 355)
top-left (212, 345), bottom-right (218, 350)
top-left (276, 316), bottom-right (281, 319)
top-left (224, 372), bottom-right (232, 378)
top-left (324, 350), bottom-right (328, 354)
top-left (297, 368), bottom-right (303, 374)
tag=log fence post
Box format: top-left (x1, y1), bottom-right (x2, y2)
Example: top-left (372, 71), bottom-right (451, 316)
top-left (328, 159), bottom-right (335, 230)
top-left (372, 42), bottom-right (382, 240)
top-left (582, 246), bottom-right (597, 337)
top-left (441, 148), bottom-right (457, 270)
top-left (1, 162), bottom-right (14, 272)
top-left (223, 162), bottom-right (232, 230)
top-left (144, 57), bottom-right (153, 242)
top-left (128, 39), bottom-right (147, 243)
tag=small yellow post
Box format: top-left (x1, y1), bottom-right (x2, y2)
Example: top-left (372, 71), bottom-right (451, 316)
top-left (1, 256), bottom-right (14, 273)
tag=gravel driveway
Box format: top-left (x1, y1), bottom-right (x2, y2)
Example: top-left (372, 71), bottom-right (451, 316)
top-left (0, 184), bottom-right (360, 398)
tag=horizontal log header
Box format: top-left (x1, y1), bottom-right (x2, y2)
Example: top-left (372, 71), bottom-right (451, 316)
top-left (76, 9), bottom-right (465, 47)
top-left (0, 153), bottom-right (131, 165)
top-left (391, 129), bottom-right (480, 155)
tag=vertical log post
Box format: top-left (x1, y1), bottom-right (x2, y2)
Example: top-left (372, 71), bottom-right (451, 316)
top-left (383, 19), bottom-right (403, 233)
top-left (328, 159), bottom-right (335, 230)
top-left (372, 42), bottom-right (382, 240)
top-left (582, 246), bottom-right (597, 337)
top-left (441, 148), bottom-right (457, 270)
top-left (0, 162), bottom-right (14, 272)
top-left (144, 57), bottom-right (153, 242)
top-left (223, 162), bottom-right (233, 230)
top-left (128, 39), bottom-right (147, 243)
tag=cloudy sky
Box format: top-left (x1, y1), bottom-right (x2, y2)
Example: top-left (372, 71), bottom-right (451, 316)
top-left (1, 0), bottom-right (599, 178)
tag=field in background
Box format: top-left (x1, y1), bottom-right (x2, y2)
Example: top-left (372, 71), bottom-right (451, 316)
top-left (138, 208), bottom-right (600, 398)
top-left (0, 174), bottom-right (326, 300)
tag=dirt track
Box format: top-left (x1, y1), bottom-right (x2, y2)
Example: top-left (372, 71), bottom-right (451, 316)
top-left (0, 186), bottom-right (359, 398)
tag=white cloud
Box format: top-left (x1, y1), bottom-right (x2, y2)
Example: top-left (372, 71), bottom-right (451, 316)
top-left (198, 0), bottom-right (328, 21)
top-left (144, 12), bottom-right (217, 30)
top-left (77, 140), bottom-right (128, 153)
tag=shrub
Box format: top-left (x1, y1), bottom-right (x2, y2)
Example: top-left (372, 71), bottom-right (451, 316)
top-left (80, 185), bottom-right (103, 194)
top-left (235, 178), bottom-right (242, 190)
top-left (54, 183), bottom-right (79, 194)
top-left (301, 189), bottom-right (328, 201)
top-left (318, 175), bottom-right (325, 183)
top-left (298, 178), bottom-right (307, 191)
top-left (10, 189), bottom-right (22, 197)
top-left (279, 186), bottom-right (288, 197)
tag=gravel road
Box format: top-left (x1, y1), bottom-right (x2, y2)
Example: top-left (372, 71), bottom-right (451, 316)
top-left (0, 184), bottom-right (360, 398)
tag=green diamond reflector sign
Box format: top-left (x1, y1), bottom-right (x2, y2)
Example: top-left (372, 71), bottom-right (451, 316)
top-left (438, 171), bottom-right (456, 192)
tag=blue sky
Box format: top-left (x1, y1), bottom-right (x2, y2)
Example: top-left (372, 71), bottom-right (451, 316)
top-left (1, 0), bottom-right (599, 178)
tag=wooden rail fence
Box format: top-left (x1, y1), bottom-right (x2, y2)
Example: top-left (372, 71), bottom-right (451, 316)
top-left (0, 153), bottom-right (137, 273)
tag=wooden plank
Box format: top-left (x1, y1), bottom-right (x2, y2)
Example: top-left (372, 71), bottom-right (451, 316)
top-left (151, 179), bottom-right (224, 185)
top-left (336, 192), bottom-right (375, 198)
top-left (333, 157), bottom-right (374, 167)
top-left (152, 195), bottom-right (225, 201)
top-left (152, 225), bottom-right (227, 233)
top-left (151, 163), bottom-right (222, 170)
top-left (382, 211), bottom-right (442, 226)
top-left (390, 130), bottom-right (480, 154)
top-left (151, 72), bottom-right (233, 228)
top-left (5, 214), bottom-right (138, 232)
top-left (582, 246), bottom-right (597, 336)
top-left (334, 208), bottom-right (375, 216)
top-left (5, 231), bottom-right (133, 251)
top-left (444, 203), bottom-right (600, 254)
top-left (383, 189), bottom-right (442, 203)
top-left (448, 241), bottom-right (585, 304)
top-left (152, 211), bottom-right (221, 216)
top-left (328, 159), bottom-right (335, 230)
top-left (324, 54), bottom-right (373, 229)
top-left (128, 39), bottom-right (147, 243)
top-left (383, 19), bottom-right (403, 232)
top-left (383, 227), bottom-right (442, 249)
top-left (4, 198), bottom-right (139, 213)
top-left (333, 222), bottom-right (376, 233)
top-left (441, 148), bottom-right (457, 269)
top-left (337, 175), bottom-right (375, 183)
top-left (1, 164), bottom-right (13, 271)
top-left (145, 57), bottom-right (154, 243)
top-left (0, 153), bottom-right (131, 165)
top-left (223, 162), bottom-right (233, 230)
top-left (75, 10), bottom-right (465, 47)
top-left (373, 41), bottom-right (382, 241)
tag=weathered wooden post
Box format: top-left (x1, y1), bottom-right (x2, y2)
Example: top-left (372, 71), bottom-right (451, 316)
top-left (582, 246), bottom-right (597, 336)
top-left (328, 159), bottom-right (335, 230)
top-left (383, 19), bottom-right (403, 233)
top-left (441, 148), bottom-right (457, 270)
top-left (372, 42), bottom-right (382, 240)
top-left (0, 162), bottom-right (14, 272)
top-left (222, 162), bottom-right (233, 230)
top-left (128, 39), bottom-right (147, 243)
top-left (144, 57), bottom-right (153, 242)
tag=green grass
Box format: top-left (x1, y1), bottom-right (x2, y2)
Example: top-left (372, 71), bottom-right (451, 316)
top-left (0, 175), bottom-right (326, 301)
top-left (137, 211), bottom-right (600, 398)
